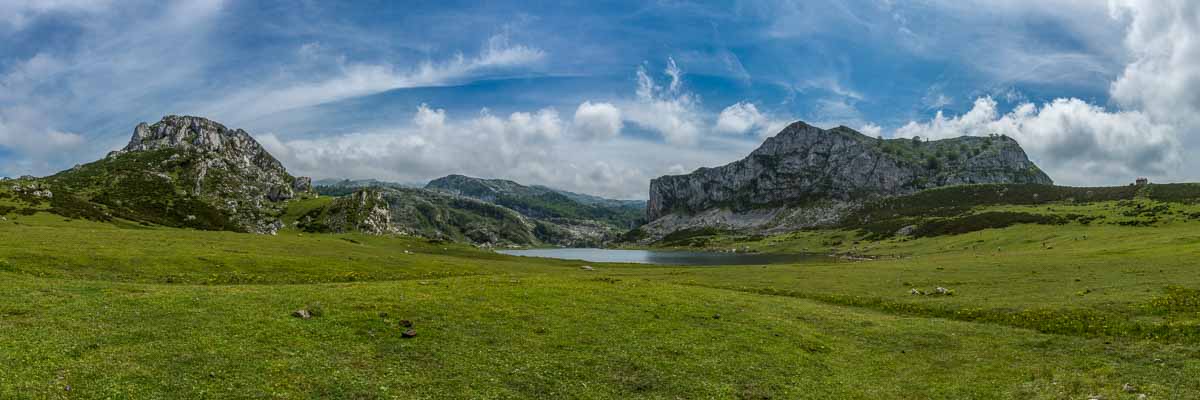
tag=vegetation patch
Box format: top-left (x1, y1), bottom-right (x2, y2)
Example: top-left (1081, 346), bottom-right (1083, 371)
top-left (1147, 286), bottom-right (1200, 313)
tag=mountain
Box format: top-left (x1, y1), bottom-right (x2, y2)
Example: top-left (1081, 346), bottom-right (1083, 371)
top-left (640, 121), bottom-right (1052, 240)
top-left (41, 116), bottom-right (314, 233)
top-left (313, 179), bottom-right (422, 196)
top-left (540, 186), bottom-right (646, 209)
top-left (294, 187), bottom-right (545, 245)
top-left (426, 174), bottom-right (644, 229)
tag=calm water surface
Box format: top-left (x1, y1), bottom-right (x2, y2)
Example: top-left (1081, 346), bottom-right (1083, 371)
top-left (496, 248), bottom-right (828, 266)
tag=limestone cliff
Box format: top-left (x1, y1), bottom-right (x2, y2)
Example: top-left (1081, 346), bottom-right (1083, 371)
top-left (643, 121), bottom-right (1051, 237)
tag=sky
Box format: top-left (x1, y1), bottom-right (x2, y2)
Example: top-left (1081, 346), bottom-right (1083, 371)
top-left (1, 0), bottom-right (1197, 200)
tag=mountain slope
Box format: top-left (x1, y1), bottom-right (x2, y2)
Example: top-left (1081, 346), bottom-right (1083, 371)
top-left (41, 116), bottom-right (313, 233)
top-left (642, 121), bottom-right (1051, 239)
top-left (426, 174), bottom-right (644, 230)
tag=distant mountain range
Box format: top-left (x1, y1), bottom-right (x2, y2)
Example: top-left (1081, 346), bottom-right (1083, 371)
top-left (2, 115), bottom-right (1070, 248)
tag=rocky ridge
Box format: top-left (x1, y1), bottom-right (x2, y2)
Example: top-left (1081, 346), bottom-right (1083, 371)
top-left (642, 121), bottom-right (1052, 239)
top-left (46, 115), bottom-right (314, 233)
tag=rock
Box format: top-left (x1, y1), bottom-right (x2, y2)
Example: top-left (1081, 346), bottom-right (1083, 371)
top-left (291, 309), bottom-right (312, 319)
top-left (896, 225), bottom-right (918, 237)
top-left (1087, 395), bottom-right (1104, 400)
top-left (54, 116), bottom-right (304, 234)
top-left (712, 314), bottom-right (721, 320)
top-left (1136, 394), bottom-right (1148, 400)
top-left (580, 265), bottom-right (595, 271)
top-left (935, 287), bottom-right (952, 295)
top-left (909, 288), bottom-right (924, 295)
top-left (292, 176), bottom-right (314, 194)
top-left (1123, 383), bottom-right (1138, 393)
top-left (401, 329), bottom-right (417, 338)
top-left (644, 122), bottom-right (1051, 238)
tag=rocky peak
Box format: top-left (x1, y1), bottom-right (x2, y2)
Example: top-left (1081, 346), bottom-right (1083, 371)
top-left (644, 121), bottom-right (1052, 236)
top-left (50, 115), bottom-right (316, 234)
top-left (121, 116), bottom-right (287, 174)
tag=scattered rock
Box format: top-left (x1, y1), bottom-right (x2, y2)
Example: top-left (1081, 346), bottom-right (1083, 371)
top-left (399, 320), bottom-right (413, 328)
top-left (1137, 394), bottom-right (1148, 400)
top-left (935, 287), bottom-right (953, 295)
top-left (291, 309), bottom-right (312, 319)
top-left (580, 265), bottom-right (595, 271)
top-left (401, 329), bottom-right (417, 338)
top-left (1123, 383), bottom-right (1139, 393)
top-left (909, 288), bottom-right (924, 295)
top-left (896, 225), bottom-right (918, 237)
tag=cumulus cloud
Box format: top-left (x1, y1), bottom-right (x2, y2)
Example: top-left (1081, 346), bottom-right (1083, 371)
top-left (895, 97), bottom-right (1178, 185)
top-left (715, 101), bottom-right (794, 138)
top-left (572, 101), bottom-right (623, 140)
top-left (892, 0), bottom-right (1200, 185)
top-left (1108, 0), bottom-right (1200, 129)
top-left (622, 58), bottom-right (704, 145)
top-left (858, 123), bottom-right (883, 138)
top-left (261, 103), bottom-right (754, 199)
top-left (715, 102), bottom-right (765, 134)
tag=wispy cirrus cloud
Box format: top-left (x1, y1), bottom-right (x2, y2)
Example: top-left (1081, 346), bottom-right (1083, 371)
top-left (201, 33), bottom-right (546, 123)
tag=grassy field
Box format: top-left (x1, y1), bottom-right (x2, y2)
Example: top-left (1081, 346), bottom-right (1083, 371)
top-left (3, 198), bottom-right (1200, 398)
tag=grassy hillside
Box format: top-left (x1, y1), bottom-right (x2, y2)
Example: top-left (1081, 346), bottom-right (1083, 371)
top-left (2, 189), bottom-right (1199, 398)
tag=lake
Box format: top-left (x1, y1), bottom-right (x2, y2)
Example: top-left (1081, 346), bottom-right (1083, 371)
top-left (496, 248), bottom-right (829, 266)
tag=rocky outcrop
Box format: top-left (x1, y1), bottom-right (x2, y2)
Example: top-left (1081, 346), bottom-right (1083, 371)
top-left (643, 121), bottom-right (1052, 238)
top-left (49, 116), bottom-right (314, 234)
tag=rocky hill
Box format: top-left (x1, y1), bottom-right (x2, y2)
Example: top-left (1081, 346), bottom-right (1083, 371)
top-left (41, 116), bottom-right (313, 233)
top-left (640, 121), bottom-right (1051, 239)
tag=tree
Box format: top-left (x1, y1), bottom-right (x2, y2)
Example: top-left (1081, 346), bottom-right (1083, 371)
top-left (926, 155), bottom-right (941, 170)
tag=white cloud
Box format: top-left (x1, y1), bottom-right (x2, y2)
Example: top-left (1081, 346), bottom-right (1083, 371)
top-left (1108, 0), bottom-right (1200, 130)
top-left (858, 123), bottom-right (883, 138)
top-left (623, 58), bottom-right (703, 145)
top-left (715, 102), bottom-right (765, 134)
top-left (203, 33), bottom-right (545, 123)
top-left (892, 0), bottom-right (1200, 185)
top-left (0, 0), bottom-right (227, 175)
top-left (715, 101), bottom-right (794, 138)
top-left (572, 101), bottom-right (623, 140)
top-left (0, 106), bottom-right (87, 176)
top-left (262, 104), bottom-right (755, 199)
top-left (894, 96), bottom-right (1178, 185)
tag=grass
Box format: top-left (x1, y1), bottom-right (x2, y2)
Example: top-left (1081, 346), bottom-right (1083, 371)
top-left (3, 200), bottom-right (1200, 398)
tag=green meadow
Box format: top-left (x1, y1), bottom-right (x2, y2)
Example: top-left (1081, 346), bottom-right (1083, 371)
top-left (2, 194), bottom-right (1199, 398)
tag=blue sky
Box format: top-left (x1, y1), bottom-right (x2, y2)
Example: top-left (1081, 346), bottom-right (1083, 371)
top-left (1, 0), bottom-right (1196, 199)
